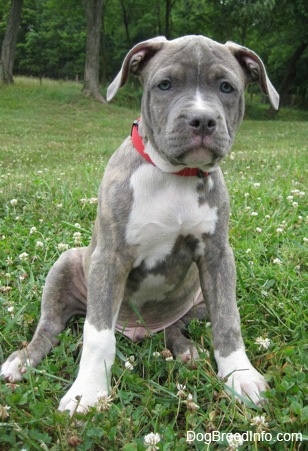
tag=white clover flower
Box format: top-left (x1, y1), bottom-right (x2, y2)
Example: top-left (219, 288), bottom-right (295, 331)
top-left (292, 202), bottom-right (298, 208)
top-left (253, 182), bottom-right (260, 188)
top-left (0, 404), bottom-right (11, 420)
top-left (6, 257), bottom-right (13, 265)
top-left (244, 192), bottom-right (249, 198)
top-left (185, 393), bottom-right (200, 411)
top-left (303, 237), bottom-right (308, 243)
top-left (250, 415), bottom-right (269, 429)
top-left (56, 203), bottom-right (63, 208)
top-left (152, 351), bottom-right (160, 358)
top-left (176, 383), bottom-right (186, 398)
top-left (251, 211), bottom-right (258, 216)
top-left (125, 360), bottom-right (134, 371)
top-left (89, 197), bottom-right (98, 204)
top-left (144, 432), bottom-right (161, 450)
top-left (74, 223), bottom-right (81, 228)
top-left (19, 252), bottom-right (29, 261)
top-left (276, 228), bottom-right (284, 233)
top-left (57, 243), bottom-right (69, 252)
top-left (96, 394), bottom-right (113, 412)
top-left (265, 215), bottom-right (271, 219)
top-left (273, 258), bottom-right (282, 265)
top-left (255, 337), bottom-right (271, 350)
top-left (227, 433), bottom-right (243, 450)
top-left (73, 231), bottom-right (82, 245)
top-left (287, 195), bottom-right (294, 201)
top-left (255, 227), bottom-right (262, 233)
top-left (7, 306), bottom-right (14, 313)
top-left (10, 199), bottom-right (18, 206)
top-left (36, 241), bottom-right (44, 249)
top-left (165, 356), bottom-right (173, 361)
top-left (29, 227), bottom-right (37, 235)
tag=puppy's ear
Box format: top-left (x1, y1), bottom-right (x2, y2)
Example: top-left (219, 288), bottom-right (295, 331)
top-left (226, 41), bottom-right (279, 110)
top-left (107, 37), bottom-right (167, 101)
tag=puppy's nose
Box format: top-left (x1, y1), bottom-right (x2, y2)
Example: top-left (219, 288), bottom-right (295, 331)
top-left (188, 113), bottom-right (217, 135)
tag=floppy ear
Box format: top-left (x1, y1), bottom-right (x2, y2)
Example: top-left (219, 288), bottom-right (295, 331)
top-left (107, 36), bottom-right (167, 101)
top-left (225, 41), bottom-right (279, 110)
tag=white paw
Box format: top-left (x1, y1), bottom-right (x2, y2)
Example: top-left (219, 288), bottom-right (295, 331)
top-left (1, 354), bottom-right (29, 382)
top-left (215, 349), bottom-right (268, 405)
top-left (223, 366), bottom-right (267, 404)
top-left (58, 376), bottom-right (109, 415)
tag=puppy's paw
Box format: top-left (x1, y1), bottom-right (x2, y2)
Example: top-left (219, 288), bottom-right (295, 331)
top-left (1, 352), bottom-right (30, 382)
top-left (215, 349), bottom-right (268, 405)
top-left (223, 367), bottom-right (268, 405)
top-left (177, 346), bottom-right (200, 368)
top-left (58, 376), bottom-right (110, 415)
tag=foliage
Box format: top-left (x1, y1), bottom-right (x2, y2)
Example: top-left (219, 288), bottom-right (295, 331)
top-left (0, 78), bottom-right (307, 449)
top-left (0, 0), bottom-right (307, 104)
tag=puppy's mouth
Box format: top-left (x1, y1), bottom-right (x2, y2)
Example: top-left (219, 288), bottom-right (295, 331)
top-left (175, 140), bottom-right (219, 166)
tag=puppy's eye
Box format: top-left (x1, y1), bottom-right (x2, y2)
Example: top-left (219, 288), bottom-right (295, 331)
top-left (158, 80), bottom-right (172, 91)
top-left (220, 82), bottom-right (234, 93)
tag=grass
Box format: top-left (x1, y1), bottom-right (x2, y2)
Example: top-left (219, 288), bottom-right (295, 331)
top-left (0, 78), bottom-right (307, 450)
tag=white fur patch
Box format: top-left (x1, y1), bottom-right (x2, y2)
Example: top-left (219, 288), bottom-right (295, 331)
top-left (58, 321), bottom-right (115, 414)
top-left (215, 348), bottom-right (268, 404)
top-left (126, 165), bottom-right (218, 269)
top-left (193, 91), bottom-right (208, 111)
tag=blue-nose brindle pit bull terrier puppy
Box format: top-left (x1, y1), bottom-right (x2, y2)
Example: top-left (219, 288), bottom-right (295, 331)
top-left (1, 35), bottom-right (279, 414)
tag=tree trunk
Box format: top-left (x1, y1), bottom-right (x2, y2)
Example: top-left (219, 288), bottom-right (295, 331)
top-left (165, 0), bottom-right (172, 39)
top-left (82, 0), bottom-right (106, 102)
top-left (119, 0), bottom-right (131, 47)
top-left (0, 0), bottom-right (23, 84)
top-left (278, 42), bottom-right (307, 107)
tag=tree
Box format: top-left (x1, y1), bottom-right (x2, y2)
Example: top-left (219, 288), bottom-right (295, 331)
top-left (0, 0), bottom-right (23, 83)
top-left (82, 0), bottom-right (106, 102)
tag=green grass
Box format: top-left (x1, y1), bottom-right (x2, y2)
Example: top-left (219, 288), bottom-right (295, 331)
top-left (0, 78), bottom-right (307, 450)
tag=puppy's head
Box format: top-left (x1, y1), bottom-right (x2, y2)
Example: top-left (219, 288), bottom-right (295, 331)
top-left (107, 36), bottom-right (279, 172)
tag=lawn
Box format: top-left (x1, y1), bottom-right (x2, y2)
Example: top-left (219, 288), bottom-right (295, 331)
top-left (0, 78), bottom-right (307, 450)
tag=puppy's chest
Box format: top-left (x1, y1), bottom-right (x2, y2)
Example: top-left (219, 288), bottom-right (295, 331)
top-left (125, 165), bottom-right (218, 269)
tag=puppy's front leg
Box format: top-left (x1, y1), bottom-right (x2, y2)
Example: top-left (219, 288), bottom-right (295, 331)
top-left (58, 249), bottom-right (129, 415)
top-left (198, 243), bottom-right (267, 404)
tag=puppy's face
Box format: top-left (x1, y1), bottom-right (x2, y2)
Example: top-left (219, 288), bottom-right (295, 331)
top-left (140, 37), bottom-right (246, 172)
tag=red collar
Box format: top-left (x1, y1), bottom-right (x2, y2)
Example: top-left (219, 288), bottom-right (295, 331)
top-left (131, 119), bottom-right (209, 178)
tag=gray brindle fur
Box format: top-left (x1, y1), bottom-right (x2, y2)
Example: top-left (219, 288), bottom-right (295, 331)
top-left (1, 35), bottom-right (279, 414)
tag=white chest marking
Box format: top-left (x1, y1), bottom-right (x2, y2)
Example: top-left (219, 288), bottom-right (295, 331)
top-left (126, 165), bottom-right (217, 268)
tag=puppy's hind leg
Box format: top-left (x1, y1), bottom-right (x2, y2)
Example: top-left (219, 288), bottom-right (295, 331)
top-left (1, 248), bottom-right (88, 382)
top-left (165, 302), bottom-right (207, 367)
